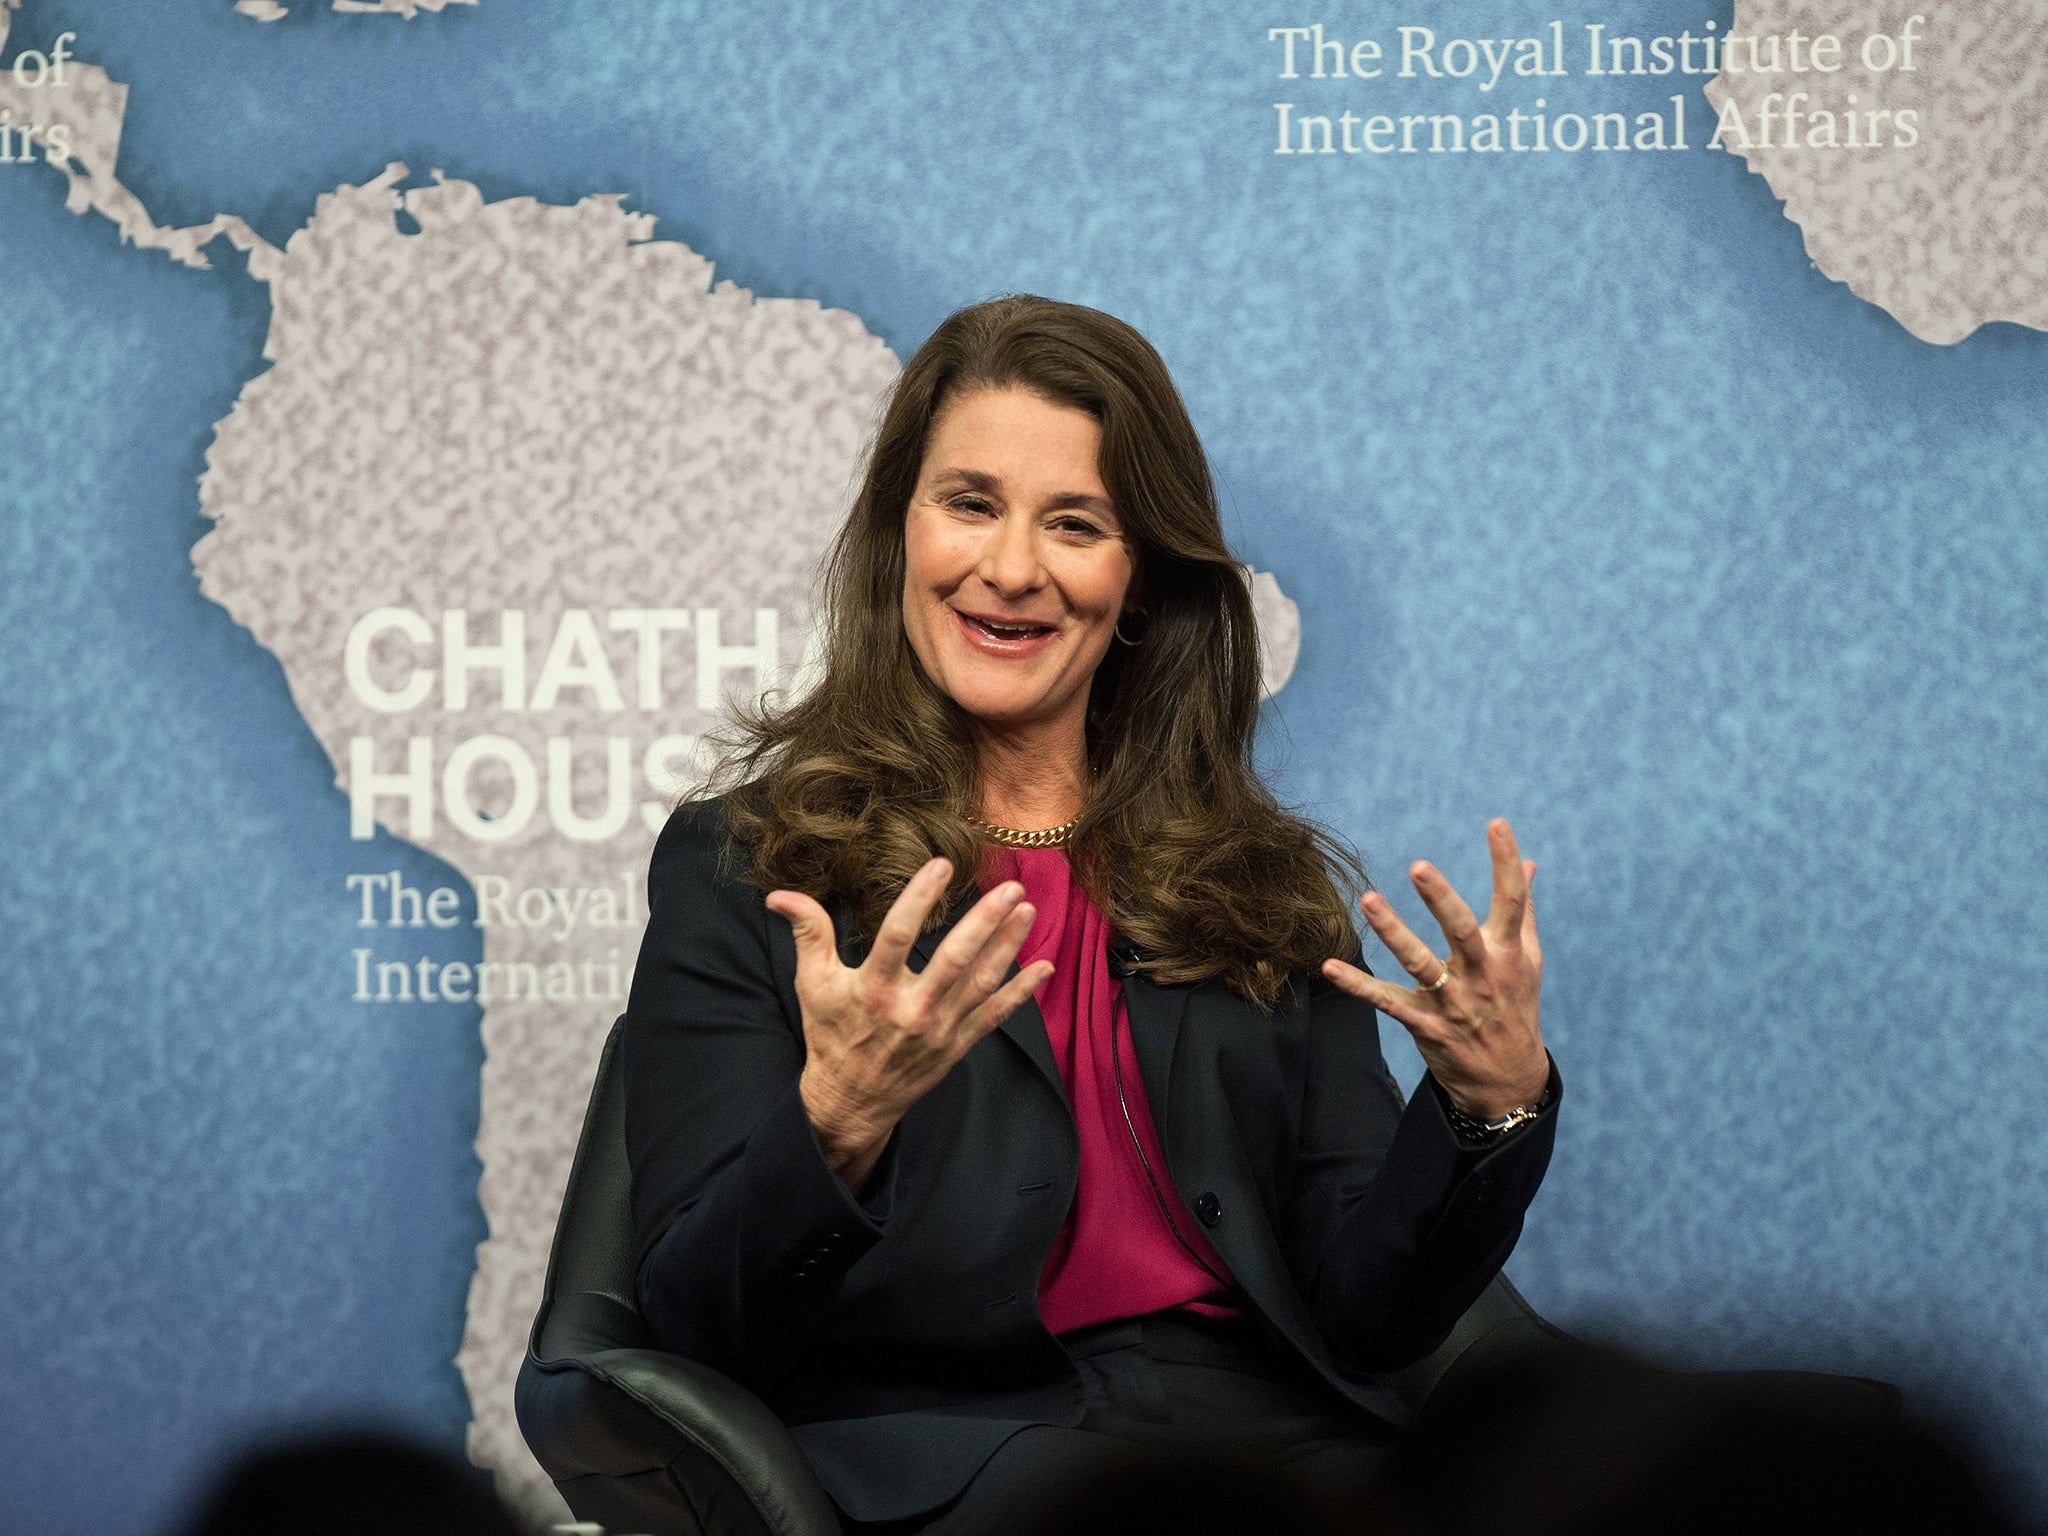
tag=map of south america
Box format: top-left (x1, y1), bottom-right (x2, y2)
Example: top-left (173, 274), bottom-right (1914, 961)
top-left (192, 160), bottom-right (902, 1515)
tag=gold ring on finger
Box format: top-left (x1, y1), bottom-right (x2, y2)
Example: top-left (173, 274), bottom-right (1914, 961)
top-left (1416, 960), bottom-right (1450, 993)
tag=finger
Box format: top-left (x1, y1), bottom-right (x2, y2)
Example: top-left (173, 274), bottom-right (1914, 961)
top-left (918, 881), bottom-right (1027, 1000)
top-left (959, 958), bottom-right (1056, 1042)
top-left (1521, 859), bottom-right (1541, 961)
top-left (864, 857), bottom-right (953, 980)
top-left (1321, 958), bottom-right (1450, 1042)
top-left (1356, 891), bottom-right (1446, 988)
top-left (935, 897), bottom-right (1040, 1014)
top-left (1411, 860), bottom-right (1487, 969)
top-left (1483, 818), bottom-right (1529, 943)
top-left (763, 889), bottom-right (842, 988)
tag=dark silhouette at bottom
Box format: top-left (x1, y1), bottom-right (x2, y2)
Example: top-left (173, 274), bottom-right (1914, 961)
top-left (173, 1431), bottom-right (524, 1536)
top-left (1377, 1338), bottom-right (2020, 1536)
top-left (915, 1340), bottom-right (2023, 1536)
top-left (168, 1346), bottom-right (2023, 1536)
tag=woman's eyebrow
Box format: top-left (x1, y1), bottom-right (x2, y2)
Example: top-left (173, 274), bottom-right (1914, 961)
top-left (1047, 491), bottom-right (1116, 517)
top-left (929, 467), bottom-right (1002, 494)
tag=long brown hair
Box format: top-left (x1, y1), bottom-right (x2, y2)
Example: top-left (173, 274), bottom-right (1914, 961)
top-left (703, 295), bottom-right (1365, 1009)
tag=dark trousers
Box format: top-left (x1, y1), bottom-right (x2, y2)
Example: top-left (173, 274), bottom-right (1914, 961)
top-left (841, 1312), bottom-right (1400, 1536)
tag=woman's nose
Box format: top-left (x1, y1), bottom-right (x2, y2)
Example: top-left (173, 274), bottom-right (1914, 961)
top-left (978, 510), bottom-right (1042, 595)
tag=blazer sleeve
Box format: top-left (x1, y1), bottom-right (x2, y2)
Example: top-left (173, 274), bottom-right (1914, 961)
top-left (621, 799), bottom-right (902, 1385)
top-left (1283, 939), bottom-right (1561, 1374)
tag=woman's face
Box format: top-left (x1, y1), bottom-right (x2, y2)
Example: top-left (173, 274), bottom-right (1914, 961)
top-left (902, 386), bottom-right (1137, 738)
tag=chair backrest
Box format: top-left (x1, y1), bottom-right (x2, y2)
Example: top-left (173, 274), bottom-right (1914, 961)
top-left (529, 1017), bottom-right (654, 1366)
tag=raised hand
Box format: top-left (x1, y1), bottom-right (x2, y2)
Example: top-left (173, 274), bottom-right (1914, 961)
top-left (766, 858), bottom-right (1054, 1193)
top-left (1321, 817), bottom-right (1549, 1121)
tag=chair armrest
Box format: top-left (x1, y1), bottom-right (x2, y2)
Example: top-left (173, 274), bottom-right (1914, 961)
top-left (517, 1347), bottom-right (842, 1536)
top-left (1388, 1274), bottom-right (1575, 1414)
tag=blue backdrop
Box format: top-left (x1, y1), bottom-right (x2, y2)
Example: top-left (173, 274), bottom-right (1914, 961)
top-left (2, 2), bottom-right (2042, 1531)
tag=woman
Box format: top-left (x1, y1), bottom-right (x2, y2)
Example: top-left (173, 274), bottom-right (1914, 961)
top-left (622, 295), bottom-right (1558, 1534)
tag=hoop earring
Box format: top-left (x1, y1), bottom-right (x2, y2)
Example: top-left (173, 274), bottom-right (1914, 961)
top-left (1114, 609), bottom-right (1146, 646)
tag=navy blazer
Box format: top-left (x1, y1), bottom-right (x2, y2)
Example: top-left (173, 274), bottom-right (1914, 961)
top-left (622, 798), bottom-right (1561, 1524)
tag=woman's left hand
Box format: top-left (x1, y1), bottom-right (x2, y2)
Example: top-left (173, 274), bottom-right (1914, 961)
top-left (1321, 817), bottom-right (1549, 1120)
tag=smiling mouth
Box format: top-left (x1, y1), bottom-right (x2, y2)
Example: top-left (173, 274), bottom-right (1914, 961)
top-left (958, 611), bottom-right (1057, 642)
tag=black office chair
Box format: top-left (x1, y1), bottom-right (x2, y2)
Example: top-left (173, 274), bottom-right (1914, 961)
top-left (516, 1019), bottom-right (1573, 1536)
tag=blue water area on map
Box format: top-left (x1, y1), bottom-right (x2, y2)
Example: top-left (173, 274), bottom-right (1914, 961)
top-left (3, 1), bottom-right (2044, 1530)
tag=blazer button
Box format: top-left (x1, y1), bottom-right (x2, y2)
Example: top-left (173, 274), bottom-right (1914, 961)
top-left (1194, 1192), bottom-right (1222, 1228)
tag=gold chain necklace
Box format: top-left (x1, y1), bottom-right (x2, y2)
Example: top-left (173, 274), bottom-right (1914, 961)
top-left (968, 814), bottom-right (1079, 848)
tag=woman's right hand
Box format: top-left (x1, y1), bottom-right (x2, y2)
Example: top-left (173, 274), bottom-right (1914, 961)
top-left (765, 858), bottom-right (1053, 1194)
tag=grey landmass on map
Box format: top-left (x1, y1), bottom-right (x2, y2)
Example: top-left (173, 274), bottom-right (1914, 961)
top-left (20, 21), bottom-right (1304, 1520)
top-left (331, 0), bottom-right (477, 14)
top-left (1251, 571), bottom-right (1299, 699)
top-left (1707, 3), bottom-right (2048, 345)
top-left (233, 0), bottom-right (477, 19)
top-left (0, 10), bottom-right (281, 273)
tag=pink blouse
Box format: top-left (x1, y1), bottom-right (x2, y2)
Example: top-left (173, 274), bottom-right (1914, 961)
top-left (980, 845), bottom-right (1239, 1335)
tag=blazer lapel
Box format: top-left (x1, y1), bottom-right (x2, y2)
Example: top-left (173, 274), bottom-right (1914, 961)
top-left (1120, 969), bottom-right (1189, 1155)
top-left (994, 995), bottom-right (1063, 1100)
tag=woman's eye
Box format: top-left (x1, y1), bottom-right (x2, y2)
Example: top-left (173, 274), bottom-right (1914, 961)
top-left (950, 496), bottom-right (996, 516)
